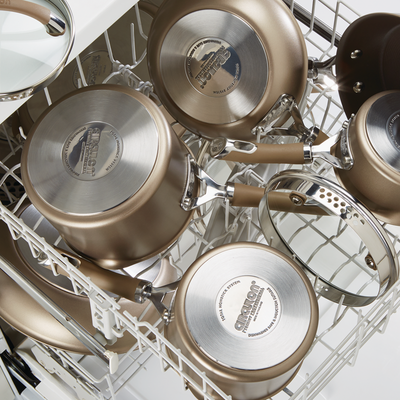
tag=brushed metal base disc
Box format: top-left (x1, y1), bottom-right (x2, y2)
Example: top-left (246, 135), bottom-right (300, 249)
top-left (160, 10), bottom-right (268, 125)
top-left (184, 246), bottom-right (312, 370)
top-left (366, 91), bottom-right (400, 172)
top-left (26, 87), bottom-right (159, 214)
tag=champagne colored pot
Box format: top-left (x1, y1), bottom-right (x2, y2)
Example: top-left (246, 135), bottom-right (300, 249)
top-left (147, 0), bottom-right (308, 140)
top-left (134, 242), bottom-right (319, 400)
top-left (21, 85), bottom-right (195, 269)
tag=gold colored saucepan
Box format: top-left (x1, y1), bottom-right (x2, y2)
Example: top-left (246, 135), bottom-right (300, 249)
top-left (210, 91), bottom-right (400, 225)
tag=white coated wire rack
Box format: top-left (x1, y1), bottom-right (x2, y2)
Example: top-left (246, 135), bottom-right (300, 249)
top-left (0, 1), bottom-right (400, 399)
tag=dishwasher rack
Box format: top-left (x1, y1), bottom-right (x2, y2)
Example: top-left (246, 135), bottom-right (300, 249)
top-left (1, 1), bottom-right (400, 399)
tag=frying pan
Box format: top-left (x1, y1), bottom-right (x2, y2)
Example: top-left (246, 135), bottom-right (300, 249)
top-left (0, 0), bottom-right (74, 101)
top-left (0, 201), bottom-right (178, 354)
top-left (146, 0), bottom-right (308, 141)
top-left (210, 90), bottom-right (400, 225)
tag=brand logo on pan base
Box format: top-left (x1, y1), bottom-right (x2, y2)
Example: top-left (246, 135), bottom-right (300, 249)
top-left (216, 276), bottom-right (282, 340)
top-left (0, 0), bottom-right (11, 5)
top-left (195, 46), bottom-right (231, 89)
top-left (186, 38), bottom-right (241, 98)
top-left (81, 128), bottom-right (101, 176)
top-left (62, 123), bottom-right (123, 181)
top-left (235, 281), bottom-right (261, 331)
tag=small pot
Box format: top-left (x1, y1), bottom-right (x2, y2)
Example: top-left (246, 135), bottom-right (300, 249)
top-left (0, 0), bottom-right (75, 101)
top-left (147, 0), bottom-right (307, 140)
top-left (162, 243), bottom-right (319, 400)
top-left (21, 84), bottom-right (195, 269)
top-left (334, 90), bottom-right (400, 224)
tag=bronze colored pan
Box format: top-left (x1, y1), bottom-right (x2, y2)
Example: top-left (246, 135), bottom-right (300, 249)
top-left (0, 203), bottom-right (174, 354)
top-left (21, 85), bottom-right (196, 270)
top-left (108, 242), bottom-right (319, 400)
top-left (210, 91), bottom-right (400, 225)
top-left (147, 0), bottom-right (308, 140)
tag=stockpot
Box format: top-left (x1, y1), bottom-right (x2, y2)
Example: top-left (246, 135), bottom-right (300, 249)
top-left (0, 0), bottom-right (74, 101)
top-left (133, 242), bottom-right (319, 400)
top-left (210, 90), bottom-right (400, 225)
top-left (146, 0), bottom-right (308, 140)
top-left (21, 84), bottom-right (195, 270)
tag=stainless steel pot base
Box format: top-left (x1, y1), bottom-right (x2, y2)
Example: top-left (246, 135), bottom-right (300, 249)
top-left (25, 86), bottom-right (158, 214)
top-left (185, 37), bottom-right (241, 98)
top-left (261, 170), bottom-right (399, 307)
top-left (159, 9), bottom-right (268, 125)
top-left (184, 246), bottom-right (312, 370)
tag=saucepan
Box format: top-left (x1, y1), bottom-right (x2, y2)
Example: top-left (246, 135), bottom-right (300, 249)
top-left (210, 90), bottom-right (400, 225)
top-left (126, 242), bottom-right (319, 400)
top-left (0, 0), bottom-right (74, 101)
top-left (146, 0), bottom-right (308, 141)
top-left (21, 84), bottom-right (195, 269)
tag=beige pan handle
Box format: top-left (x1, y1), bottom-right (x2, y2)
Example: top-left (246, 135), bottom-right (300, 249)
top-left (210, 132), bottom-right (344, 169)
top-left (221, 142), bottom-right (306, 164)
top-left (231, 183), bottom-right (327, 215)
top-left (0, 0), bottom-right (66, 36)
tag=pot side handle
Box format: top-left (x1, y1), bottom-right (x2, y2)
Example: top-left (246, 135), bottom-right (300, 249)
top-left (0, 0), bottom-right (66, 36)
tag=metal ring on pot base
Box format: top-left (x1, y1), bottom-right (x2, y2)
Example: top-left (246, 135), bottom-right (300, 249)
top-left (260, 170), bottom-right (399, 307)
top-left (165, 242), bottom-right (318, 400)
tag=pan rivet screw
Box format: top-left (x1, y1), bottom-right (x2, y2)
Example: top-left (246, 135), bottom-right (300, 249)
top-left (289, 193), bottom-right (305, 206)
top-left (353, 82), bottom-right (364, 93)
top-left (365, 254), bottom-right (377, 270)
top-left (351, 50), bottom-right (362, 59)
